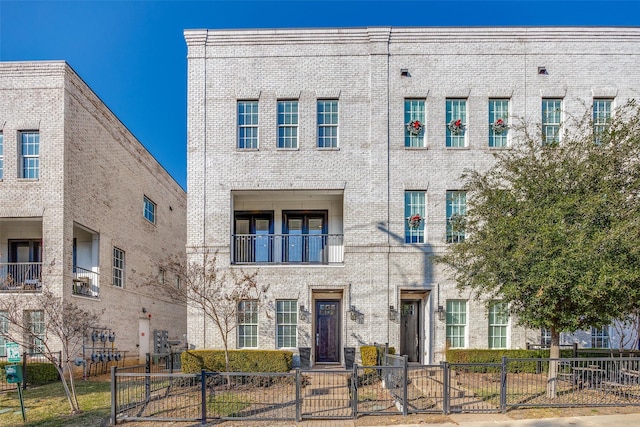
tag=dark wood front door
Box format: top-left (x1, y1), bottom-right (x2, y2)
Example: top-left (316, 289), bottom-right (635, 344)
top-left (315, 300), bottom-right (341, 363)
top-left (400, 300), bottom-right (421, 363)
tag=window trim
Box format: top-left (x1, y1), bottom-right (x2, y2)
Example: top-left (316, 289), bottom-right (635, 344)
top-left (488, 301), bottom-right (509, 349)
top-left (237, 300), bottom-right (258, 348)
top-left (19, 130), bottom-right (40, 180)
top-left (404, 191), bottom-right (426, 244)
top-left (143, 196), bottom-right (156, 224)
top-left (112, 247), bottom-right (125, 288)
top-left (317, 99), bottom-right (339, 149)
top-left (277, 100), bottom-right (299, 149)
top-left (542, 98), bottom-right (563, 145)
top-left (446, 99), bottom-right (467, 148)
top-left (276, 300), bottom-right (298, 348)
top-left (593, 98), bottom-right (613, 144)
top-left (404, 99), bottom-right (426, 148)
top-left (238, 100), bottom-right (259, 149)
top-left (445, 300), bottom-right (467, 349)
top-left (488, 99), bottom-right (510, 148)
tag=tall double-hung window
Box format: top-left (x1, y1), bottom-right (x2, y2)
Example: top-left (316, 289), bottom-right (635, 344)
top-left (591, 326), bottom-right (610, 348)
top-left (446, 99), bottom-right (467, 147)
top-left (317, 100), bottom-right (338, 148)
top-left (446, 191), bottom-right (466, 243)
top-left (488, 302), bottom-right (509, 349)
top-left (27, 310), bottom-right (45, 354)
top-left (446, 300), bottom-right (467, 348)
top-left (0, 311), bottom-right (7, 357)
top-left (276, 300), bottom-right (297, 348)
top-left (404, 191), bottom-right (425, 243)
top-left (143, 196), bottom-right (156, 224)
top-left (278, 100), bottom-right (298, 148)
top-left (542, 99), bottom-right (562, 145)
top-left (20, 131), bottom-right (39, 179)
top-left (405, 99), bottom-right (425, 147)
top-left (488, 99), bottom-right (509, 148)
top-left (593, 99), bottom-right (612, 144)
top-left (238, 300), bottom-right (258, 348)
top-left (113, 247), bottom-right (125, 288)
top-left (238, 101), bottom-right (259, 149)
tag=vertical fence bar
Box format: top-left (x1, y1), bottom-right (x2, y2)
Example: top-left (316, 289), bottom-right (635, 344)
top-left (402, 355), bottom-right (408, 416)
top-left (295, 368), bottom-right (301, 422)
top-left (500, 356), bottom-right (507, 412)
top-left (145, 353), bottom-right (151, 402)
top-left (441, 361), bottom-right (449, 415)
top-left (200, 369), bottom-right (207, 425)
top-left (22, 352), bottom-right (27, 389)
top-left (110, 366), bottom-right (117, 425)
top-left (352, 364), bottom-right (358, 417)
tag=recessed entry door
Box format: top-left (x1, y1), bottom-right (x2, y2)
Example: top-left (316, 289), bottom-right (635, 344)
top-left (400, 300), bottom-right (421, 363)
top-left (315, 300), bottom-right (341, 363)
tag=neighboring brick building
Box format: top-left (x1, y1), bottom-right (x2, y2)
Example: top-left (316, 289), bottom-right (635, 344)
top-left (184, 27), bottom-right (640, 364)
top-left (0, 61), bottom-right (187, 362)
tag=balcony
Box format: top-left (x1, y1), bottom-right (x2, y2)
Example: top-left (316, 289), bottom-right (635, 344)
top-left (232, 234), bottom-right (344, 265)
top-left (72, 266), bottom-right (100, 298)
top-left (0, 262), bottom-right (42, 292)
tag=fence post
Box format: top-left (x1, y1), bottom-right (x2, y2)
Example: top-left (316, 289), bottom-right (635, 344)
top-left (441, 361), bottom-right (449, 415)
top-left (145, 353), bottom-right (151, 402)
top-left (500, 356), bottom-right (507, 412)
top-left (573, 343), bottom-right (578, 357)
top-left (21, 352), bottom-right (27, 390)
top-left (110, 366), bottom-right (118, 425)
top-left (351, 364), bottom-right (358, 418)
top-left (295, 368), bottom-right (301, 422)
top-left (200, 369), bottom-right (207, 425)
top-left (402, 355), bottom-right (408, 416)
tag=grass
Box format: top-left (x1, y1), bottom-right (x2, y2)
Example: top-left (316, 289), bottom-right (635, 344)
top-left (0, 379), bottom-right (111, 427)
top-left (207, 392), bottom-right (252, 417)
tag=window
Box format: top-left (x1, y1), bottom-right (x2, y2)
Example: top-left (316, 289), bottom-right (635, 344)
top-left (404, 191), bottom-right (425, 243)
top-left (0, 131), bottom-right (4, 180)
top-left (277, 100), bottom-right (298, 148)
top-left (26, 310), bottom-right (45, 354)
top-left (446, 99), bottom-right (467, 147)
top-left (0, 311), bottom-right (7, 357)
top-left (593, 99), bottom-right (612, 144)
top-left (489, 99), bottom-right (509, 148)
top-left (541, 328), bottom-right (552, 347)
top-left (112, 247), bottom-right (125, 287)
top-left (143, 196), bottom-right (156, 224)
top-left (542, 99), bottom-right (562, 145)
top-left (591, 326), bottom-right (610, 348)
top-left (238, 101), bottom-right (259, 149)
top-left (405, 99), bottom-right (425, 147)
top-left (20, 131), bottom-right (39, 179)
top-left (237, 300), bottom-right (258, 348)
top-left (283, 211), bottom-right (327, 263)
top-left (276, 300), bottom-right (297, 348)
top-left (446, 191), bottom-right (466, 243)
top-left (317, 100), bottom-right (338, 148)
top-left (233, 212), bottom-right (274, 263)
top-left (488, 301), bottom-right (509, 349)
top-left (446, 300), bottom-right (466, 348)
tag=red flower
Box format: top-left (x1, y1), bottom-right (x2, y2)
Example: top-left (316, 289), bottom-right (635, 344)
top-left (496, 118), bottom-right (504, 125)
top-left (413, 121), bottom-right (421, 129)
top-left (454, 119), bottom-right (462, 127)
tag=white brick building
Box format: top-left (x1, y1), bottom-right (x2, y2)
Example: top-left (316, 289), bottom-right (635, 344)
top-left (184, 27), bottom-right (640, 364)
top-left (0, 61), bottom-right (187, 362)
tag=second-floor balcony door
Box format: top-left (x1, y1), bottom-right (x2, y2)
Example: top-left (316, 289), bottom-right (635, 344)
top-left (8, 240), bottom-right (42, 286)
top-left (284, 211), bottom-right (327, 263)
top-left (234, 212), bottom-right (273, 263)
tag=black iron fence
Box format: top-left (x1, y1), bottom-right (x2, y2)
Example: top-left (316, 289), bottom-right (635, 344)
top-left (111, 356), bottom-right (640, 424)
top-left (0, 351), bottom-right (61, 392)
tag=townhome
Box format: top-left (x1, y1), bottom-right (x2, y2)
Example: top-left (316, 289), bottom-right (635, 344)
top-left (185, 27), bottom-right (640, 364)
top-left (0, 61), bottom-right (187, 362)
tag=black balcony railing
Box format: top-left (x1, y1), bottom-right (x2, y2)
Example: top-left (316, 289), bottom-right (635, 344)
top-left (0, 262), bottom-right (42, 292)
top-left (72, 266), bottom-right (100, 298)
top-left (232, 233), bottom-right (344, 264)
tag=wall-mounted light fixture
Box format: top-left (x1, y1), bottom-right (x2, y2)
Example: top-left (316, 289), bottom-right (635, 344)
top-left (436, 305), bottom-right (446, 321)
top-left (400, 68), bottom-right (410, 77)
top-left (299, 305), bottom-right (305, 314)
top-left (350, 305), bottom-right (357, 321)
top-left (389, 305), bottom-right (398, 321)
top-left (142, 307), bottom-right (147, 314)
top-left (538, 66), bottom-right (548, 75)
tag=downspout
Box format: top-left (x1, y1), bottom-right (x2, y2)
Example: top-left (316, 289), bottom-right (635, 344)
top-left (386, 34), bottom-right (392, 344)
top-left (202, 39), bottom-right (208, 347)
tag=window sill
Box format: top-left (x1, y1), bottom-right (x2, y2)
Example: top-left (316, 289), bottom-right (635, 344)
top-left (276, 148), bottom-right (300, 151)
top-left (444, 146), bottom-right (470, 150)
top-left (317, 147), bottom-right (340, 151)
top-left (404, 146), bottom-right (427, 150)
top-left (237, 148), bottom-right (259, 152)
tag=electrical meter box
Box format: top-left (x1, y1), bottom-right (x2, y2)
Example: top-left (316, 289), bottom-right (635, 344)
top-left (5, 365), bottom-right (23, 384)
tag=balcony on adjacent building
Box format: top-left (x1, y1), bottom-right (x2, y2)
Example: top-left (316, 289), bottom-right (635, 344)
top-left (0, 218), bottom-right (43, 293)
top-left (231, 189), bottom-right (344, 265)
top-left (72, 223), bottom-right (100, 298)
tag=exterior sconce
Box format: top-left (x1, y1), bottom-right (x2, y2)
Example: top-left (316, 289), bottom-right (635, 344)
top-left (437, 305), bottom-right (446, 321)
top-left (299, 305), bottom-right (305, 314)
top-left (142, 307), bottom-right (147, 313)
top-left (389, 305), bottom-right (398, 321)
top-left (349, 305), bottom-right (357, 321)
top-left (400, 68), bottom-right (410, 77)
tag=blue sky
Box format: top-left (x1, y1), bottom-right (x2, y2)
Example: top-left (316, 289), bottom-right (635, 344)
top-left (2, 1), bottom-right (640, 190)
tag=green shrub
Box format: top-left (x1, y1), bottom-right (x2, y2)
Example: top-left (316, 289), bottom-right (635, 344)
top-left (446, 349), bottom-right (577, 373)
top-left (0, 361), bottom-right (59, 385)
top-left (181, 350), bottom-right (293, 373)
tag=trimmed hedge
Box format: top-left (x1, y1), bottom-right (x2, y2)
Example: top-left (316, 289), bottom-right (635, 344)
top-left (0, 361), bottom-right (59, 385)
top-left (446, 349), bottom-right (577, 373)
top-left (359, 345), bottom-right (396, 367)
top-left (181, 350), bottom-right (293, 373)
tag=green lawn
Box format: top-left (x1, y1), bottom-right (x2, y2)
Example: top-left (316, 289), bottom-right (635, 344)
top-left (0, 380), bottom-right (111, 427)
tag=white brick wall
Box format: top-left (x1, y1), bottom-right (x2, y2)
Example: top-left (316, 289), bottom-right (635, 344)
top-left (185, 27), bottom-right (640, 363)
top-left (0, 61), bottom-right (187, 361)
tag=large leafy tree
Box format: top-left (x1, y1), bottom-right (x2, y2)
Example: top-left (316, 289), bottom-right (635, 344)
top-left (436, 102), bottom-right (640, 396)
